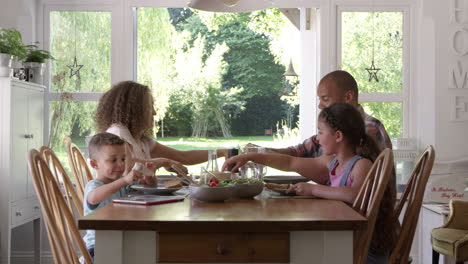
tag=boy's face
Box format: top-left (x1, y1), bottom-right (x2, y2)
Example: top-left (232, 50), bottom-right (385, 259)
top-left (90, 145), bottom-right (126, 182)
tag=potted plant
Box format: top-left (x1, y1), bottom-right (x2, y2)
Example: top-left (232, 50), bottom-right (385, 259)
top-left (23, 47), bottom-right (54, 84)
top-left (0, 28), bottom-right (27, 77)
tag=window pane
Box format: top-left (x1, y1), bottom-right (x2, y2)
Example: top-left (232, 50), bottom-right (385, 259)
top-left (341, 12), bottom-right (403, 93)
top-left (50, 11), bottom-right (111, 92)
top-left (137, 8), bottom-right (300, 139)
top-left (360, 102), bottom-right (402, 140)
top-left (49, 101), bottom-right (98, 175)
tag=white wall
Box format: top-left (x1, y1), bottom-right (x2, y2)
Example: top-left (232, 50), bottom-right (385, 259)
top-left (415, 0), bottom-right (468, 161)
top-left (0, 0), bottom-right (37, 46)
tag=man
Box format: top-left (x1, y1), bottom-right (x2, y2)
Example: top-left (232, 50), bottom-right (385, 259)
top-left (264, 70), bottom-right (392, 156)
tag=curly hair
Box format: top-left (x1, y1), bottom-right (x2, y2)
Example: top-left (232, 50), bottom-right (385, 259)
top-left (95, 81), bottom-right (154, 139)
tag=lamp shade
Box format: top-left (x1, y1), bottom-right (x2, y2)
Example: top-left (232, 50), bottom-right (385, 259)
top-left (188, 0), bottom-right (271, 13)
top-left (284, 59), bottom-right (298, 77)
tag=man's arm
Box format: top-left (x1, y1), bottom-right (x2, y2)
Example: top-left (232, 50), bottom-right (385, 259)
top-left (246, 135), bottom-right (321, 158)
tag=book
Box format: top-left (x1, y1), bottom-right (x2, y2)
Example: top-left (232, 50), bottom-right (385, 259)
top-left (113, 195), bottom-right (185, 205)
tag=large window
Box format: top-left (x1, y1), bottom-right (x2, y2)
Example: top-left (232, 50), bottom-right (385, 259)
top-left (339, 10), bottom-right (407, 139)
top-left (136, 8), bottom-right (300, 141)
top-left (48, 11), bottom-right (111, 154)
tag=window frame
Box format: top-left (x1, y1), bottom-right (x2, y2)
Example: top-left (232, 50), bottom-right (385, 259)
top-left (43, 5), bottom-right (116, 140)
top-left (336, 5), bottom-right (411, 138)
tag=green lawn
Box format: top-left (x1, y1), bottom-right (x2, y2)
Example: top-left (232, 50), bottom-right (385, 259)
top-left (55, 136), bottom-right (299, 178)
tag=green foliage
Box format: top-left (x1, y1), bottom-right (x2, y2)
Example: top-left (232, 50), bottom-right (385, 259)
top-left (48, 11), bottom-right (110, 150)
top-left (341, 11), bottom-right (404, 140)
top-left (231, 94), bottom-right (283, 136)
top-left (137, 8), bottom-right (178, 134)
top-left (0, 28), bottom-right (27, 59)
top-left (25, 47), bottom-right (55, 63)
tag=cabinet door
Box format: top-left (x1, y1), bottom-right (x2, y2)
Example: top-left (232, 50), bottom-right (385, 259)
top-left (11, 86), bottom-right (29, 202)
top-left (27, 88), bottom-right (44, 197)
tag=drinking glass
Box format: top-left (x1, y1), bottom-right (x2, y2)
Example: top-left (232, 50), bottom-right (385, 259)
top-left (241, 146), bottom-right (267, 180)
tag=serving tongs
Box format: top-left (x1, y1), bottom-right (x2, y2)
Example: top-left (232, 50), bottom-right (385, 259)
top-left (171, 164), bottom-right (198, 185)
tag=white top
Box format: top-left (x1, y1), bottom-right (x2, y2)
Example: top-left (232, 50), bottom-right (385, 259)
top-left (106, 123), bottom-right (154, 159)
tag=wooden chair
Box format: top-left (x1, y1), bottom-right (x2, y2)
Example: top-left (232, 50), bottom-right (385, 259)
top-left (40, 146), bottom-right (84, 217)
top-left (65, 137), bottom-right (93, 203)
top-left (352, 148), bottom-right (394, 264)
top-left (388, 145), bottom-right (435, 264)
top-left (28, 149), bottom-right (92, 264)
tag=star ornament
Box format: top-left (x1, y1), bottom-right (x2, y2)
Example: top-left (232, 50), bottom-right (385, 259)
top-left (366, 60), bottom-right (380, 82)
top-left (67, 56), bottom-right (83, 78)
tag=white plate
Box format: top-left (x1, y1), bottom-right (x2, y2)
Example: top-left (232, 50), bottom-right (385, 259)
top-left (130, 185), bottom-right (181, 195)
top-left (270, 188), bottom-right (296, 196)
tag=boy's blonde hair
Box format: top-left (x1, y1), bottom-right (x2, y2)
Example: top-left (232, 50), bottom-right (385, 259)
top-left (88, 132), bottom-right (125, 159)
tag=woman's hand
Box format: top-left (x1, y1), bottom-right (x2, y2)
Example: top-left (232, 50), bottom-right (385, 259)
top-left (222, 154), bottom-right (251, 173)
top-left (289, 182), bottom-right (314, 196)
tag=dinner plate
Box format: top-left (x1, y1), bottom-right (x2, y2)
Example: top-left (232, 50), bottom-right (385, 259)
top-left (270, 188), bottom-right (296, 196)
top-left (263, 175), bottom-right (309, 184)
top-left (130, 185), bottom-right (181, 195)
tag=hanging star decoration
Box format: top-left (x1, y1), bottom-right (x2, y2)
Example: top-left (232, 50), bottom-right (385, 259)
top-left (67, 56), bottom-right (83, 78)
top-left (366, 60), bottom-right (380, 82)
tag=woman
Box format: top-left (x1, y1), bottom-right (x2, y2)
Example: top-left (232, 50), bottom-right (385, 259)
top-left (95, 80), bottom-right (227, 170)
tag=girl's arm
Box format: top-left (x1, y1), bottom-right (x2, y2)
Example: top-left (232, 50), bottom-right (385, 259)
top-left (222, 153), bottom-right (332, 185)
top-left (150, 141), bottom-right (228, 165)
top-left (292, 158), bottom-right (372, 203)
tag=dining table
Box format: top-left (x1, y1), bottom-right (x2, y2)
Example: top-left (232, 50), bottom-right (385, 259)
top-left (78, 190), bottom-right (367, 264)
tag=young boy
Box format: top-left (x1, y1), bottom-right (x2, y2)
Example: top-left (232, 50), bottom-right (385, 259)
top-left (82, 132), bottom-right (184, 258)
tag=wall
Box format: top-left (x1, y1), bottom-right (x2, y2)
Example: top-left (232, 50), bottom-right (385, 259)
top-left (0, 0), bottom-right (37, 46)
top-left (416, 0), bottom-right (468, 161)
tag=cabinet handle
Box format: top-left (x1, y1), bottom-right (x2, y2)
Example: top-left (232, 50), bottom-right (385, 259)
top-left (34, 206), bottom-right (40, 210)
top-left (15, 212), bottom-right (22, 217)
top-left (24, 134), bottom-right (34, 139)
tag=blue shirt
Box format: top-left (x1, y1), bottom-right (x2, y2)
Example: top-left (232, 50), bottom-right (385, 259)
top-left (82, 179), bottom-right (130, 249)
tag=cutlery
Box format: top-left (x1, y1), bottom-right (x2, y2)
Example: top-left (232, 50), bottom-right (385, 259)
top-left (171, 164), bottom-right (198, 185)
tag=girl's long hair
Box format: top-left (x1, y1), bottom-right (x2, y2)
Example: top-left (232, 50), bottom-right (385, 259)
top-left (95, 81), bottom-right (154, 139)
top-left (318, 103), bottom-right (380, 161)
top-left (320, 103), bottom-right (397, 253)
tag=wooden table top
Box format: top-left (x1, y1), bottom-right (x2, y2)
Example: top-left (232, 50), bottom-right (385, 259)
top-left (79, 196), bottom-right (367, 232)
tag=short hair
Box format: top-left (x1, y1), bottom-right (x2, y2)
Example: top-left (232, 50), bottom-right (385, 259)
top-left (319, 70), bottom-right (359, 101)
top-left (88, 132), bottom-right (125, 159)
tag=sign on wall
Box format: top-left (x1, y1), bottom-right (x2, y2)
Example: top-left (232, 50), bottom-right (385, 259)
top-left (449, 0), bottom-right (468, 121)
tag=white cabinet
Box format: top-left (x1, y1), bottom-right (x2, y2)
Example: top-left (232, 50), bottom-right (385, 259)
top-left (0, 78), bottom-right (43, 264)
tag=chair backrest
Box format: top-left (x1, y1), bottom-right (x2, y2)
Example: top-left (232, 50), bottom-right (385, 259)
top-left (388, 145), bottom-right (435, 264)
top-left (28, 149), bottom-right (92, 264)
top-left (39, 146), bottom-right (84, 217)
top-left (65, 137), bottom-right (93, 201)
top-left (352, 148), bottom-right (394, 264)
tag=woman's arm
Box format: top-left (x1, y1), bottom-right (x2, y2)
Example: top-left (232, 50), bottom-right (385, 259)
top-left (292, 158), bottom-right (372, 203)
top-left (150, 141), bottom-right (227, 165)
top-left (222, 153), bottom-right (332, 184)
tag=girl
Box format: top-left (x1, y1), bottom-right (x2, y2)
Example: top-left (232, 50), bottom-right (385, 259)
top-left (223, 103), bottom-right (395, 263)
top-left (95, 81), bottom-right (228, 176)
top-left (223, 103), bottom-right (381, 203)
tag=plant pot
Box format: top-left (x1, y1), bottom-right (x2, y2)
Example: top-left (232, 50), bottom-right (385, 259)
top-left (24, 62), bottom-right (44, 84)
top-left (0, 53), bottom-right (13, 77)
